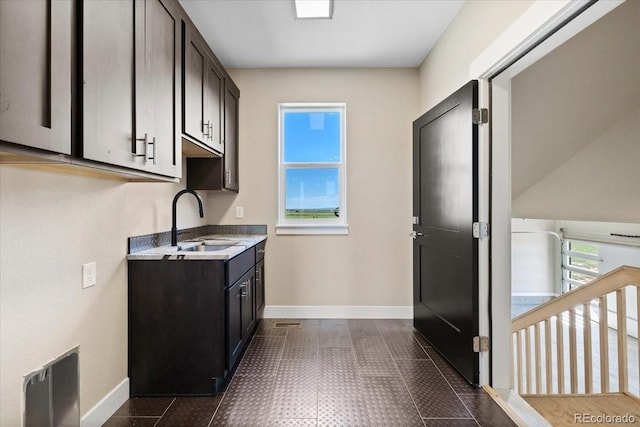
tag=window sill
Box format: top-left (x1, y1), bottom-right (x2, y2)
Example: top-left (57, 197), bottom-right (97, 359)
top-left (275, 224), bottom-right (349, 235)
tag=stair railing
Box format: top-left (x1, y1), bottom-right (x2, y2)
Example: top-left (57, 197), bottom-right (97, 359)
top-left (511, 266), bottom-right (640, 396)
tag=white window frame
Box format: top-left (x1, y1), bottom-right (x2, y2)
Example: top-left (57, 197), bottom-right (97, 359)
top-left (562, 239), bottom-right (601, 292)
top-left (276, 103), bottom-right (348, 235)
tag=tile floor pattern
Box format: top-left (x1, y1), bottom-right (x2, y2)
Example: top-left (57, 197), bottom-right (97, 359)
top-left (105, 319), bottom-right (516, 426)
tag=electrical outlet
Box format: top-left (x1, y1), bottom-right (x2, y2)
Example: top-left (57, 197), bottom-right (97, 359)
top-left (82, 262), bottom-right (97, 289)
top-left (235, 206), bottom-right (244, 219)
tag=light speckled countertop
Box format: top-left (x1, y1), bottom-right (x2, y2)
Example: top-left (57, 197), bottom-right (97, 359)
top-left (127, 234), bottom-right (266, 260)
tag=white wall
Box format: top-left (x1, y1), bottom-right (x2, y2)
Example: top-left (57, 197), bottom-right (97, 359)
top-left (418, 0), bottom-right (534, 111)
top-left (0, 164), bottom-right (205, 425)
top-left (205, 68), bottom-right (419, 309)
top-left (513, 106), bottom-right (640, 222)
top-left (510, 218), bottom-right (640, 297)
top-left (511, 218), bottom-right (561, 296)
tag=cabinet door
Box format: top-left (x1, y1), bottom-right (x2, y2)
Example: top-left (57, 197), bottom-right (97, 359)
top-left (82, 0), bottom-right (136, 168)
top-left (0, 0), bottom-right (71, 154)
top-left (183, 26), bottom-right (206, 144)
top-left (223, 83), bottom-right (240, 191)
top-left (226, 281), bottom-right (243, 370)
top-left (241, 271), bottom-right (256, 342)
top-left (134, 0), bottom-right (181, 177)
top-left (83, 0), bottom-right (180, 178)
top-left (255, 259), bottom-right (265, 319)
top-left (204, 62), bottom-right (224, 154)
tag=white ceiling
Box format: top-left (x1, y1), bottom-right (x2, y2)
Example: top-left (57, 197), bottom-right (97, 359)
top-left (178, 0), bottom-right (464, 68)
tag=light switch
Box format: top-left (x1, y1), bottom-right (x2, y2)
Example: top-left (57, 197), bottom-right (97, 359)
top-left (82, 262), bottom-right (97, 289)
top-left (235, 206), bottom-right (244, 219)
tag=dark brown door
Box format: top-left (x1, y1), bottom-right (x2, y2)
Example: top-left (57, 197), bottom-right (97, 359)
top-left (413, 80), bottom-right (480, 385)
top-left (223, 83), bottom-right (239, 191)
top-left (241, 271), bottom-right (255, 342)
top-left (226, 280), bottom-right (243, 370)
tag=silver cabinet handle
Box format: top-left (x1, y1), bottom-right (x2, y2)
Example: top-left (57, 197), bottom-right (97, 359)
top-left (257, 249), bottom-right (265, 254)
top-left (239, 280), bottom-right (251, 298)
top-left (134, 133), bottom-right (155, 164)
top-left (410, 231), bottom-right (424, 239)
top-left (209, 123), bottom-right (214, 141)
top-left (148, 136), bottom-right (156, 165)
top-left (203, 121), bottom-right (211, 139)
top-left (134, 133), bottom-right (148, 158)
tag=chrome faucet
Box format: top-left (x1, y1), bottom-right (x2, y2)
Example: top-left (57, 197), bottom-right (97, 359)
top-left (171, 189), bottom-right (204, 246)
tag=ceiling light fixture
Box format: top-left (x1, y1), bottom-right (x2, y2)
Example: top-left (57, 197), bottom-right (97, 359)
top-left (294, 0), bottom-right (333, 19)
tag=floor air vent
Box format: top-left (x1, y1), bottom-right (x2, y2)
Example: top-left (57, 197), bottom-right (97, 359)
top-left (24, 347), bottom-right (79, 427)
top-left (274, 321), bottom-right (302, 328)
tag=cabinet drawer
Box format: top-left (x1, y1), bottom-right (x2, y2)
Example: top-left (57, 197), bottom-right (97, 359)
top-left (227, 247), bottom-right (255, 286)
top-left (255, 241), bottom-right (266, 262)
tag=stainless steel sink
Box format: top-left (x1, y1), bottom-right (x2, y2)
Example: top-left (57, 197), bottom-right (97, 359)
top-left (201, 240), bottom-right (240, 246)
top-left (178, 244), bottom-right (234, 252)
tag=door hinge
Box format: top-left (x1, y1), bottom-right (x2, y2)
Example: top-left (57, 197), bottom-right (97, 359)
top-left (472, 222), bottom-right (490, 239)
top-left (412, 216), bottom-right (419, 225)
top-left (472, 108), bottom-right (488, 124)
top-left (473, 336), bottom-right (490, 352)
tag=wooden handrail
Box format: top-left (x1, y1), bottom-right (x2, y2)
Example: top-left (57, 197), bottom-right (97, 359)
top-left (512, 265), bottom-right (640, 397)
top-left (512, 266), bottom-right (640, 332)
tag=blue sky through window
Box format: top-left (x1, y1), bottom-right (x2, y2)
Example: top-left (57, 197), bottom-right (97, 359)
top-left (283, 111), bottom-right (341, 213)
top-left (284, 112), bottom-right (341, 162)
top-left (285, 168), bottom-right (339, 210)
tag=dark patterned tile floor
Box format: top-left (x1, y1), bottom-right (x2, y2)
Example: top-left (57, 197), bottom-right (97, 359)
top-left (105, 319), bottom-right (515, 426)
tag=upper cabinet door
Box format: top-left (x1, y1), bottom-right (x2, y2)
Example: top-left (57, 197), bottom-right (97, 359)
top-left (83, 0), bottom-right (181, 178)
top-left (224, 82), bottom-right (239, 192)
top-left (183, 26), bottom-right (206, 144)
top-left (204, 61), bottom-right (224, 154)
top-left (183, 25), bottom-right (224, 155)
top-left (0, 0), bottom-right (71, 154)
top-left (82, 0), bottom-right (135, 168)
top-left (134, 0), bottom-right (181, 178)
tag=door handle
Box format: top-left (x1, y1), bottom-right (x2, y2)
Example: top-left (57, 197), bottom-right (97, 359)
top-left (410, 231), bottom-right (424, 239)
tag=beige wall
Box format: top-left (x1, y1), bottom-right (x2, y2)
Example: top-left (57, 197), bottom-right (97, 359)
top-left (0, 165), bottom-right (205, 424)
top-left (0, 1), bottom-right (547, 422)
top-left (206, 68), bottom-right (419, 307)
top-left (418, 0), bottom-right (533, 111)
top-left (513, 106), bottom-right (640, 222)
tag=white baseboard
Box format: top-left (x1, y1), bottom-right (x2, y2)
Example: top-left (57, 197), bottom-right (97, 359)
top-left (81, 378), bottom-right (129, 427)
top-left (263, 305), bottom-right (412, 319)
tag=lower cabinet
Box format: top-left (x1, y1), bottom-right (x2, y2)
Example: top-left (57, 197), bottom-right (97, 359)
top-left (255, 240), bottom-right (266, 319)
top-left (128, 243), bottom-right (264, 396)
top-left (226, 268), bottom-right (255, 371)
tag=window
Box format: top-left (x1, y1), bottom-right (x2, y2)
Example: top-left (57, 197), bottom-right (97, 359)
top-left (562, 240), bottom-right (600, 291)
top-left (277, 103), bottom-right (347, 235)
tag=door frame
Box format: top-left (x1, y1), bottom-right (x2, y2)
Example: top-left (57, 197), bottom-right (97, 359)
top-left (470, 0), bottom-right (625, 389)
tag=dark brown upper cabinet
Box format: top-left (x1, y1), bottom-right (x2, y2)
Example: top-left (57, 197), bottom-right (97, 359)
top-left (0, 0), bottom-right (72, 155)
top-left (183, 25), bottom-right (224, 155)
top-left (223, 81), bottom-right (240, 191)
top-left (186, 80), bottom-right (239, 193)
top-left (81, 0), bottom-right (181, 178)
